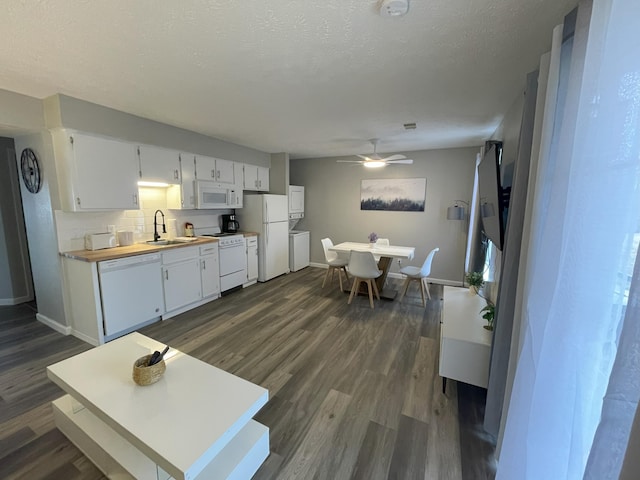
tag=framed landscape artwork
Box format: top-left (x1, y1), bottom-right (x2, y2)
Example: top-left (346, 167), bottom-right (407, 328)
top-left (360, 178), bottom-right (426, 211)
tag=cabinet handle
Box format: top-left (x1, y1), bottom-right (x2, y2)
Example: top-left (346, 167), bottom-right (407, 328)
top-left (174, 169), bottom-right (179, 179)
top-left (211, 169), bottom-right (215, 178)
top-left (202, 260), bottom-right (206, 270)
top-left (165, 270), bottom-right (169, 280)
top-left (133, 194), bottom-right (138, 206)
top-left (216, 170), bottom-right (220, 179)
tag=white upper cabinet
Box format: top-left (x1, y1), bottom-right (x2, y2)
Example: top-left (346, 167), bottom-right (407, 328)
top-left (289, 185), bottom-right (305, 214)
top-left (196, 155), bottom-right (236, 184)
top-left (167, 153), bottom-right (196, 209)
top-left (137, 145), bottom-right (181, 184)
top-left (52, 130), bottom-right (139, 211)
top-left (243, 164), bottom-right (269, 192)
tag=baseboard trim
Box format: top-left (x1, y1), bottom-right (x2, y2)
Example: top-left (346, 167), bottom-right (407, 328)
top-left (71, 329), bottom-right (100, 347)
top-left (37, 313), bottom-right (72, 335)
top-left (0, 294), bottom-right (35, 306)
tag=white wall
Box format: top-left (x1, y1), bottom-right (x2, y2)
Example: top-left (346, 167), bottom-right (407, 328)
top-left (54, 188), bottom-right (232, 252)
top-left (290, 147), bottom-right (479, 284)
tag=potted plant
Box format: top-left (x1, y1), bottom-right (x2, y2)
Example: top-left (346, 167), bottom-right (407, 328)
top-left (480, 303), bottom-right (495, 331)
top-left (368, 232), bottom-right (378, 247)
top-left (465, 271), bottom-right (484, 294)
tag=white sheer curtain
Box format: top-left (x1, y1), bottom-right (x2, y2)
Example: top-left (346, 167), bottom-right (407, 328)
top-left (497, 0), bottom-right (640, 478)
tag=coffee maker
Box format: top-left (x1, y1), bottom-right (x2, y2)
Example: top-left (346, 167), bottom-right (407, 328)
top-left (221, 214), bottom-right (239, 233)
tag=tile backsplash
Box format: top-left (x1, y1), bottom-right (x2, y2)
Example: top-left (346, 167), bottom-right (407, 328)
top-left (55, 187), bottom-right (233, 252)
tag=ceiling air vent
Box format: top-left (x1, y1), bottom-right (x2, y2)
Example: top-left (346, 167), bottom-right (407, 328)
top-left (403, 123), bottom-right (417, 130)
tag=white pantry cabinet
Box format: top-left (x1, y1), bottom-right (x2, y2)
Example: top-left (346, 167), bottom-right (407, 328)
top-left (161, 247), bottom-right (202, 314)
top-left (137, 144), bottom-right (181, 184)
top-left (52, 130), bottom-right (139, 211)
top-left (243, 165), bottom-right (269, 192)
top-left (196, 155), bottom-right (237, 184)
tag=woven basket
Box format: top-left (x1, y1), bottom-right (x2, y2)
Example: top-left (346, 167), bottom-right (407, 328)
top-left (132, 354), bottom-right (166, 386)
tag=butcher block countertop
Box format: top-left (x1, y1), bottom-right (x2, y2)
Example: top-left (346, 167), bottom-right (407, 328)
top-left (61, 237), bottom-right (218, 262)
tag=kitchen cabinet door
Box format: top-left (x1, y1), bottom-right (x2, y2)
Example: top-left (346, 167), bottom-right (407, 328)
top-left (195, 155), bottom-right (236, 184)
top-left (256, 166), bottom-right (269, 191)
top-left (195, 155), bottom-right (217, 181)
top-left (201, 253), bottom-right (220, 297)
top-left (289, 185), bottom-right (304, 213)
top-left (137, 144), bottom-right (181, 184)
top-left (55, 130), bottom-right (139, 211)
top-left (167, 153), bottom-right (196, 209)
top-left (216, 158), bottom-right (236, 184)
top-left (243, 164), bottom-right (258, 190)
top-left (244, 165), bottom-right (269, 191)
top-left (162, 259), bottom-right (202, 312)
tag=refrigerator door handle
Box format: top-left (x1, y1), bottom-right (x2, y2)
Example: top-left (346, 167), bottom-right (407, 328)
top-left (265, 202), bottom-right (269, 223)
top-left (266, 223), bottom-right (269, 245)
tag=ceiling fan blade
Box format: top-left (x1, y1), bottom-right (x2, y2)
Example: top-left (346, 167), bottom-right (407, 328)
top-left (356, 154), bottom-right (372, 161)
top-left (336, 159), bottom-right (364, 163)
top-left (386, 159), bottom-right (414, 164)
top-left (380, 154), bottom-right (407, 161)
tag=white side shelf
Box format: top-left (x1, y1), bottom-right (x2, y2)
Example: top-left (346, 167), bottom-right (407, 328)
top-left (53, 395), bottom-right (269, 480)
top-left (439, 286), bottom-right (493, 389)
top-left (47, 333), bottom-right (269, 480)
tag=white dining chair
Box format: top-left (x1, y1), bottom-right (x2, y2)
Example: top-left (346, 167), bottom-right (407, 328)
top-left (347, 250), bottom-right (382, 309)
top-left (320, 238), bottom-right (350, 291)
top-left (398, 247), bottom-right (440, 307)
top-left (376, 238), bottom-right (390, 246)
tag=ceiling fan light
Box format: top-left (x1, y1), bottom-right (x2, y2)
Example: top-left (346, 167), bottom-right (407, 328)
top-left (364, 161), bottom-right (386, 168)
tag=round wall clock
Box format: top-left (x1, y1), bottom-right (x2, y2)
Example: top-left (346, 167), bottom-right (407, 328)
top-left (20, 148), bottom-right (42, 194)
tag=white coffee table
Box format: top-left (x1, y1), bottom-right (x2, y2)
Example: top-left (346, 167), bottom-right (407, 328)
top-left (47, 332), bottom-right (269, 480)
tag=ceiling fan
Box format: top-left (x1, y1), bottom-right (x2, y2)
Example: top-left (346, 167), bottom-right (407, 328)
top-left (337, 139), bottom-right (414, 168)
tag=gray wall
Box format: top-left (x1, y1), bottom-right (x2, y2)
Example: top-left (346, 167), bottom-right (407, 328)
top-left (290, 147), bottom-right (479, 283)
top-left (0, 137), bottom-right (33, 304)
top-left (45, 94), bottom-right (271, 167)
top-left (0, 89), bottom-right (44, 132)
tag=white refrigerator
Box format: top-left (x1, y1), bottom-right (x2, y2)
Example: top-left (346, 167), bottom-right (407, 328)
top-left (239, 194), bottom-right (290, 282)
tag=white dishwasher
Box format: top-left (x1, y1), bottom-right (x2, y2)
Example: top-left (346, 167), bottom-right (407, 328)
top-left (98, 253), bottom-right (164, 336)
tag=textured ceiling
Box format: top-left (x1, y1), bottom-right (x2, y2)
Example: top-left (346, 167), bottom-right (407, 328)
top-left (1, 0), bottom-right (577, 158)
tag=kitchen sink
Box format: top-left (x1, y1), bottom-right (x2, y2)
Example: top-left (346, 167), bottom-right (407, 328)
top-left (146, 239), bottom-right (198, 246)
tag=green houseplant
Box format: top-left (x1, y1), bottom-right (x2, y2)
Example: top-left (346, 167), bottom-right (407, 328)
top-left (465, 271), bottom-right (484, 294)
top-left (480, 303), bottom-right (495, 331)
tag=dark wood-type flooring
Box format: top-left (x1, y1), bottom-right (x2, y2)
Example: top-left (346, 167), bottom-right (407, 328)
top-left (0, 267), bottom-right (496, 479)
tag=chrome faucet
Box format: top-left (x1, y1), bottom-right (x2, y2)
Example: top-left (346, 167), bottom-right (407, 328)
top-left (153, 210), bottom-right (166, 242)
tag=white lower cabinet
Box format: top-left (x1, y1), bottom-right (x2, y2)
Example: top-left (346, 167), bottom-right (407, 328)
top-left (200, 244), bottom-right (220, 298)
top-left (245, 236), bottom-right (258, 286)
top-left (162, 247), bottom-right (202, 314)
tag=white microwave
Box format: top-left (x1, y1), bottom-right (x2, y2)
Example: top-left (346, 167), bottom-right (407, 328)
top-left (195, 181), bottom-right (241, 209)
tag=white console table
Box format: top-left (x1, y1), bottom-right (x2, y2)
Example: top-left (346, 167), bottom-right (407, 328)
top-left (47, 332), bottom-right (269, 480)
top-left (439, 286), bottom-right (494, 393)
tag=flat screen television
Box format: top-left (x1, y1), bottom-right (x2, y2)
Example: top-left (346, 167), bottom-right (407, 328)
top-left (477, 141), bottom-right (508, 250)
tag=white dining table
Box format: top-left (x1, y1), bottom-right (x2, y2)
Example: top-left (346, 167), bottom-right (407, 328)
top-left (329, 242), bottom-right (415, 300)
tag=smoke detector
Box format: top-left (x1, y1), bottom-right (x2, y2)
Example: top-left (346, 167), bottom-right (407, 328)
top-left (379, 0), bottom-right (409, 17)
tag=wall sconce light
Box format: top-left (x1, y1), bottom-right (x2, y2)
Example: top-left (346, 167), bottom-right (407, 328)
top-left (447, 200), bottom-right (468, 220)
